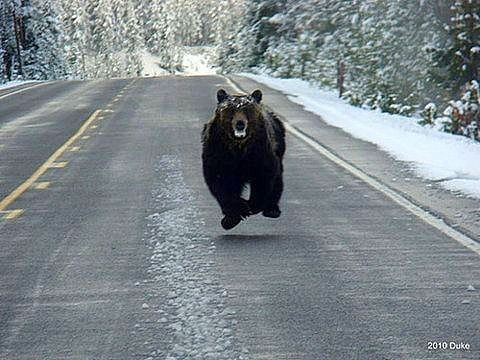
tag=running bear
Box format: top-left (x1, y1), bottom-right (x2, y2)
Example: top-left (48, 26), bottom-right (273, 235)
top-left (201, 88), bottom-right (286, 230)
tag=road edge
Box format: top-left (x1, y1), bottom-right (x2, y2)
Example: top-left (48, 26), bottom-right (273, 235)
top-left (0, 81), bottom-right (52, 100)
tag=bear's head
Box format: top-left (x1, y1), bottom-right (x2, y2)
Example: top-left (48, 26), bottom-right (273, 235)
top-left (214, 88), bottom-right (263, 141)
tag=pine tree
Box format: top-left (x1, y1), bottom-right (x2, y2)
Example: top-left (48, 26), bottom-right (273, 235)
top-left (114, 0), bottom-right (143, 77)
top-left (0, 0), bottom-right (16, 81)
top-left (434, 0), bottom-right (480, 95)
top-left (57, 0), bottom-right (90, 78)
top-left (1, 0), bottom-right (25, 82)
top-left (22, 0), bottom-right (67, 80)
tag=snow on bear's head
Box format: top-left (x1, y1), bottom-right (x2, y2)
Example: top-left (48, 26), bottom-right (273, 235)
top-left (215, 88), bottom-right (263, 141)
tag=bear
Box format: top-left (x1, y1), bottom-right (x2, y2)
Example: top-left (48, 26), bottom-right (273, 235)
top-left (201, 88), bottom-right (286, 230)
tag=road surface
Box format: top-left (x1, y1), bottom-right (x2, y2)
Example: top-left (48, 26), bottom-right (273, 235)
top-left (0, 76), bottom-right (478, 359)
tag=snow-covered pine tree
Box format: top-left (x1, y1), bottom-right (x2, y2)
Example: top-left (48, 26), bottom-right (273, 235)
top-left (211, 0), bottom-right (246, 71)
top-left (309, 0), bottom-right (360, 87)
top-left (0, 0), bottom-right (16, 81)
top-left (143, 0), bottom-right (163, 55)
top-left (57, 0), bottom-right (90, 79)
top-left (434, 0), bottom-right (480, 96)
top-left (113, 0), bottom-right (143, 77)
top-left (22, 0), bottom-right (67, 80)
top-left (262, 0), bottom-right (319, 79)
top-left (84, 0), bottom-right (117, 78)
top-left (222, 0), bottom-right (287, 71)
top-left (0, 0), bottom-right (25, 82)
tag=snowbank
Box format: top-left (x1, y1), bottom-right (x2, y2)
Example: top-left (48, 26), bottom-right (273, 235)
top-left (243, 73), bottom-right (480, 199)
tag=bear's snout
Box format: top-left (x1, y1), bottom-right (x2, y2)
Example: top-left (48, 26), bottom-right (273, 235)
top-left (235, 120), bottom-right (246, 131)
top-left (232, 113), bottom-right (248, 138)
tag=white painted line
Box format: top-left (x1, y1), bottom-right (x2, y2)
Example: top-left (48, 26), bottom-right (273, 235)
top-left (0, 82), bottom-right (51, 100)
top-left (224, 76), bottom-right (480, 256)
top-left (286, 123), bottom-right (480, 255)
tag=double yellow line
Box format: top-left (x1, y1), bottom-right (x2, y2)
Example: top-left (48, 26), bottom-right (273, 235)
top-left (0, 109), bottom-right (101, 216)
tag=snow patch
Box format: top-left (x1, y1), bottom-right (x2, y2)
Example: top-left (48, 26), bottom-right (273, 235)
top-left (181, 47), bottom-right (217, 76)
top-left (144, 155), bottom-right (247, 359)
top-left (140, 50), bottom-right (170, 77)
top-left (242, 73), bottom-right (480, 199)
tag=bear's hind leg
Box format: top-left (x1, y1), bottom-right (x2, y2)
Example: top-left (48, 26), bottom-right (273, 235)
top-left (248, 177), bottom-right (272, 215)
top-left (262, 175), bottom-right (283, 218)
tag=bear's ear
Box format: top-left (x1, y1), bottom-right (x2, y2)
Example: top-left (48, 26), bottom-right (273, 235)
top-left (217, 89), bottom-right (229, 103)
top-left (251, 89), bottom-right (262, 103)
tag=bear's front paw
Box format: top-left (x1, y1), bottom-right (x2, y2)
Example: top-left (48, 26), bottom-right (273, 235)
top-left (224, 199), bottom-right (251, 219)
top-left (262, 205), bottom-right (281, 218)
top-left (221, 215), bottom-right (242, 230)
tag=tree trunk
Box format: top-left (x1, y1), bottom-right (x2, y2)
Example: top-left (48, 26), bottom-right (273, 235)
top-left (12, 6), bottom-right (23, 77)
top-left (337, 60), bottom-right (345, 98)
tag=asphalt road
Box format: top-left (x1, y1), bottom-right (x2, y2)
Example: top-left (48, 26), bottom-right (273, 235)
top-left (0, 76), bottom-right (478, 359)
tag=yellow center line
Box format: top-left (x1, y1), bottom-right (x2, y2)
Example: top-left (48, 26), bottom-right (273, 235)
top-left (3, 209), bottom-right (24, 220)
top-left (34, 181), bottom-right (50, 190)
top-left (0, 110), bottom-right (101, 212)
top-left (49, 161), bottom-right (68, 169)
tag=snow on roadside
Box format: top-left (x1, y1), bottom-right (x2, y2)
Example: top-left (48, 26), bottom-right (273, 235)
top-left (242, 73), bottom-right (480, 199)
top-left (0, 80), bottom-right (38, 91)
top-left (144, 155), bottom-right (247, 359)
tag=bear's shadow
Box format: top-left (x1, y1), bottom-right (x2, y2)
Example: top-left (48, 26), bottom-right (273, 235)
top-left (215, 234), bottom-right (285, 243)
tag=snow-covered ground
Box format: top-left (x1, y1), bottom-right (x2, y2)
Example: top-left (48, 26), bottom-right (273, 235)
top-left (243, 74), bottom-right (480, 200)
top-left (181, 47), bottom-right (217, 76)
top-left (140, 47), bottom-right (217, 77)
top-left (140, 50), bottom-right (169, 77)
top-left (182, 53), bottom-right (216, 75)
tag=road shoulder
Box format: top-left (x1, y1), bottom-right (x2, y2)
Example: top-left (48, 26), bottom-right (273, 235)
top-left (228, 74), bottom-right (480, 242)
